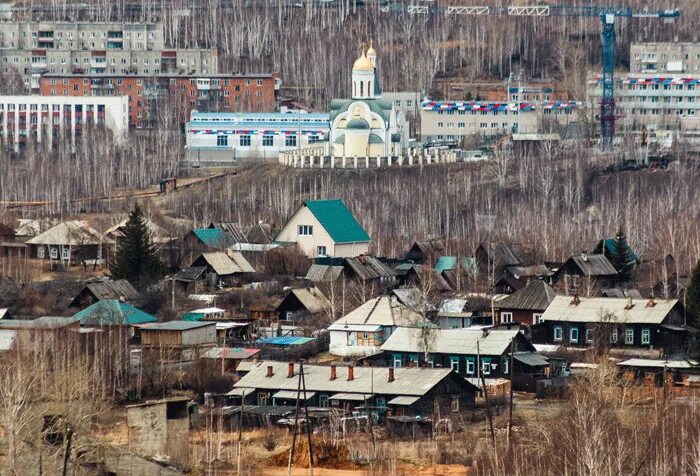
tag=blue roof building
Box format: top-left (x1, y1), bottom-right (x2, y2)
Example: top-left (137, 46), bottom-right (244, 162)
top-left (73, 300), bottom-right (157, 326)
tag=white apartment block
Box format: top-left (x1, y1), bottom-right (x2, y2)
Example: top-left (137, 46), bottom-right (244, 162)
top-left (587, 74), bottom-right (700, 141)
top-left (0, 95), bottom-right (129, 152)
top-left (630, 42), bottom-right (700, 74)
top-left (0, 21), bottom-right (217, 90)
top-left (420, 100), bottom-right (579, 142)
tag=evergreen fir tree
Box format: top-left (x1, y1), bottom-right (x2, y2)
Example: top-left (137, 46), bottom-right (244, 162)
top-left (687, 259), bottom-right (700, 329)
top-left (609, 230), bottom-right (634, 282)
top-left (110, 204), bottom-right (162, 285)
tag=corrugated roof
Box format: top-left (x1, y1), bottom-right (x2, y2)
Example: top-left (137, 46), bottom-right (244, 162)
top-left (330, 393), bottom-right (371, 401)
top-left (26, 220), bottom-right (102, 246)
top-left (618, 358), bottom-right (697, 369)
top-left (328, 295), bottom-right (430, 329)
top-left (438, 299), bottom-right (468, 314)
top-left (568, 254), bottom-right (617, 277)
top-left (73, 300), bottom-right (157, 326)
top-left (435, 256), bottom-right (475, 274)
top-left (304, 199), bottom-right (371, 244)
top-left (540, 296), bottom-right (679, 324)
top-left (234, 361), bottom-right (474, 397)
top-left (273, 390), bottom-right (316, 400)
top-left (498, 280), bottom-right (556, 311)
top-left (0, 316), bottom-right (79, 329)
top-left (175, 266), bottom-right (207, 282)
top-left (305, 264), bottom-right (344, 282)
top-left (288, 287), bottom-right (330, 314)
top-left (513, 352), bottom-right (549, 367)
top-left (257, 336), bottom-right (316, 346)
top-left (82, 279), bottom-right (142, 302)
top-left (194, 252), bottom-right (254, 275)
top-left (345, 256), bottom-right (395, 281)
top-left (203, 347), bottom-right (261, 360)
top-left (192, 228), bottom-right (237, 249)
top-left (388, 396), bottom-right (420, 406)
top-left (381, 327), bottom-right (521, 356)
top-left (139, 321), bottom-right (216, 331)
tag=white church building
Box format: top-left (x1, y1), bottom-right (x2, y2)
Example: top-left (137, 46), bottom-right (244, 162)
top-left (329, 44), bottom-right (408, 158)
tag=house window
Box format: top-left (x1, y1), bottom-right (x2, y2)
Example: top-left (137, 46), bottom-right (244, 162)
top-left (216, 135), bottom-right (228, 147)
top-left (285, 135), bottom-right (297, 147)
top-left (257, 392), bottom-right (268, 406)
top-left (37, 246), bottom-right (45, 259)
top-left (239, 135), bottom-right (251, 147)
top-left (501, 312), bottom-right (513, 324)
top-left (262, 134), bottom-right (273, 147)
top-left (376, 397), bottom-right (386, 407)
top-left (585, 329), bottom-right (593, 344)
top-left (641, 328), bottom-right (650, 345)
top-left (50, 247), bottom-right (58, 259)
top-left (570, 328), bottom-right (579, 344)
top-left (393, 358), bottom-right (402, 368)
top-left (610, 329), bottom-right (618, 344)
top-left (61, 248), bottom-right (69, 260)
top-left (362, 332), bottom-right (369, 340)
top-left (554, 326), bottom-right (563, 341)
top-left (285, 311), bottom-right (293, 320)
top-left (317, 246), bottom-right (327, 257)
top-left (466, 358), bottom-right (475, 374)
top-left (533, 313), bottom-right (543, 325)
top-left (502, 357), bottom-right (508, 376)
top-left (297, 225), bottom-right (313, 236)
top-left (450, 357), bottom-right (459, 373)
top-left (481, 359), bottom-right (491, 375)
top-left (625, 328), bottom-right (634, 345)
top-left (451, 397), bottom-right (459, 413)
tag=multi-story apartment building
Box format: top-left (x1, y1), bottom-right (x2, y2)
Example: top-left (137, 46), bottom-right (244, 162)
top-left (185, 110), bottom-right (330, 164)
top-left (0, 95), bottom-right (129, 152)
top-left (420, 100), bottom-right (580, 142)
top-left (587, 74), bottom-right (700, 142)
top-left (39, 73), bottom-right (280, 128)
top-left (630, 42), bottom-right (700, 74)
top-left (0, 21), bottom-right (218, 90)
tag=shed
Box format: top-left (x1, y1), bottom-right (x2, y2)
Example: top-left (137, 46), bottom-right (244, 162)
top-left (139, 321), bottom-right (217, 347)
top-left (70, 279), bottom-right (143, 308)
top-left (276, 287), bottom-right (330, 324)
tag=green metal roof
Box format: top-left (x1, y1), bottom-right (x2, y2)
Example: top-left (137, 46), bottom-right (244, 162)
top-left (435, 256), bottom-right (476, 274)
top-left (330, 98), bottom-right (392, 123)
top-left (73, 300), bottom-right (157, 326)
top-left (368, 133), bottom-right (384, 144)
top-left (304, 199), bottom-right (371, 244)
top-left (333, 134), bottom-right (345, 144)
top-left (192, 228), bottom-right (236, 249)
top-left (183, 312), bottom-right (205, 321)
top-left (346, 118), bottom-right (369, 129)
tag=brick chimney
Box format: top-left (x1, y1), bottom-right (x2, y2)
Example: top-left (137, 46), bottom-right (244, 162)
top-left (646, 296), bottom-right (656, 308)
top-left (570, 294), bottom-right (580, 306)
top-left (347, 365), bottom-right (354, 381)
top-left (266, 365), bottom-right (274, 378)
top-left (287, 362), bottom-right (295, 378)
top-left (330, 365), bottom-right (337, 381)
top-left (388, 367), bottom-right (395, 382)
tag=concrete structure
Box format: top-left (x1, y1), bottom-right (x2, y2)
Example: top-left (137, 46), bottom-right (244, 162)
top-left (126, 398), bottom-right (190, 467)
top-left (40, 73), bottom-right (279, 129)
top-left (278, 146), bottom-right (458, 169)
top-left (420, 100), bottom-right (580, 142)
top-left (275, 199), bottom-right (370, 258)
top-left (0, 94), bottom-right (128, 151)
top-left (630, 42), bottom-right (700, 74)
top-left (587, 74), bottom-right (700, 143)
top-left (0, 21), bottom-right (218, 91)
top-left (329, 44), bottom-right (407, 157)
top-left (185, 109), bottom-right (328, 164)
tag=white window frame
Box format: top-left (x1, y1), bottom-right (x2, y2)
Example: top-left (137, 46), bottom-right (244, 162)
top-left (37, 246), bottom-right (45, 259)
top-left (570, 328), bottom-right (579, 344)
top-left (317, 246), bottom-right (326, 257)
top-left (393, 358), bottom-right (402, 368)
top-left (466, 359), bottom-right (475, 374)
top-left (61, 247), bottom-right (69, 260)
top-left (501, 312), bottom-right (513, 324)
top-left (481, 360), bottom-right (491, 375)
top-left (451, 397), bottom-right (459, 413)
top-left (297, 225), bottom-right (313, 236)
top-left (585, 329), bottom-right (593, 344)
top-left (50, 247), bottom-right (58, 259)
top-left (533, 313), bottom-right (543, 325)
top-left (625, 328), bottom-right (634, 345)
top-left (641, 328), bottom-right (650, 345)
top-left (610, 328), bottom-right (618, 344)
top-left (554, 326), bottom-right (563, 342)
top-left (450, 358), bottom-right (459, 373)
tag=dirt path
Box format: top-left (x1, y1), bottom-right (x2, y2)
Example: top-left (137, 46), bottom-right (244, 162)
top-left (262, 464), bottom-right (468, 475)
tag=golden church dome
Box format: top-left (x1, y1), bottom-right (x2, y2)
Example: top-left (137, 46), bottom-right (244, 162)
top-left (352, 52), bottom-right (374, 72)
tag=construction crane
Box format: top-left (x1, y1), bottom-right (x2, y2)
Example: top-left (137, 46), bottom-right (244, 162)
top-left (382, 4), bottom-right (680, 149)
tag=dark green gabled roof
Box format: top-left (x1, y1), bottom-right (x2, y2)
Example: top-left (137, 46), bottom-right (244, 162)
top-left (304, 199), bottom-right (370, 244)
top-left (330, 98), bottom-right (392, 123)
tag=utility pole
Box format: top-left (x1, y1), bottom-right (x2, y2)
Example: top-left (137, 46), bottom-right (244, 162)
top-left (237, 390), bottom-right (245, 476)
top-left (507, 336), bottom-right (515, 451)
top-left (477, 341), bottom-right (496, 448)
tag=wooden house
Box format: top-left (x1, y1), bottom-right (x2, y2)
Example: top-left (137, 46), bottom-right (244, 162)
top-left (230, 361), bottom-right (479, 419)
top-left (533, 295), bottom-right (688, 353)
top-left (70, 279), bottom-right (142, 308)
top-left (190, 251), bottom-right (255, 288)
top-left (551, 253), bottom-right (618, 291)
top-left (138, 321), bottom-right (217, 362)
top-left (404, 239), bottom-right (446, 265)
top-left (275, 287), bottom-right (330, 324)
top-left (25, 221), bottom-right (104, 265)
top-left (328, 295), bottom-right (432, 357)
top-left (496, 280), bottom-right (557, 327)
top-left (373, 327), bottom-right (547, 384)
top-left (475, 242), bottom-right (538, 280)
top-left (494, 264), bottom-right (553, 294)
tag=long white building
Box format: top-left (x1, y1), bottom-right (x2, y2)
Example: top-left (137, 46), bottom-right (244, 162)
top-left (0, 95), bottom-right (129, 151)
top-left (185, 110), bottom-right (330, 164)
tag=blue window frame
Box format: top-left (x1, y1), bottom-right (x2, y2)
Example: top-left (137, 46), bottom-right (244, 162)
top-left (465, 357), bottom-right (475, 374)
top-left (450, 356), bottom-right (460, 372)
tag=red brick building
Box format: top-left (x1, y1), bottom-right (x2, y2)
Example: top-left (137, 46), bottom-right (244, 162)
top-left (39, 73), bottom-right (280, 128)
